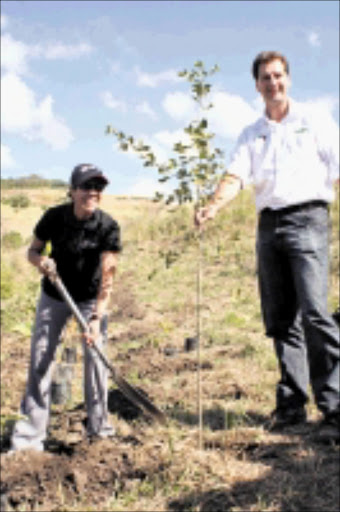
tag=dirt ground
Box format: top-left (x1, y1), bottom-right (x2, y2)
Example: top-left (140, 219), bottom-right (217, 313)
top-left (1, 273), bottom-right (339, 512)
top-left (0, 276), bottom-right (204, 511)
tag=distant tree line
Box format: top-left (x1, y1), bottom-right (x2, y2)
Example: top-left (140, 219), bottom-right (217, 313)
top-left (1, 174), bottom-right (67, 189)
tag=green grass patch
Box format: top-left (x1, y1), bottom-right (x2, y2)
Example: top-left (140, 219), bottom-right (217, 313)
top-left (1, 231), bottom-right (24, 249)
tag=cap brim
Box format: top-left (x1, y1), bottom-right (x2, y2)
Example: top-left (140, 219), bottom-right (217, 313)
top-left (80, 170), bottom-right (109, 186)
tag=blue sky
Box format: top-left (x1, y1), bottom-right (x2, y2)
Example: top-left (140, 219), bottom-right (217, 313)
top-left (1, 0), bottom-right (339, 196)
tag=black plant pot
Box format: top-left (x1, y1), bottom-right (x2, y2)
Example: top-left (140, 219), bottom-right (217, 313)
top-left (62, 347), bottom-right (77, 364)
top-left (51, 380), bottom-right (72, 405)
top-left (184, 337), bottom-right (198, 352)
top-left (51, 364), bottom-right (73, 405)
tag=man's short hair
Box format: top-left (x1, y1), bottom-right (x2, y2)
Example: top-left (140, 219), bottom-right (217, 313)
top-left (252, 51), bottom-right (290, 80)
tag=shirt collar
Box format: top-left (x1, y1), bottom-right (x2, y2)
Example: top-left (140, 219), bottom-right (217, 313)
top-left (261, 98), bottom-right (300, 127)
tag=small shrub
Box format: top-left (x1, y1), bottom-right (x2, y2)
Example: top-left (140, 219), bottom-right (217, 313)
top-left (2, 194), bottom-right (31, 209)
top-left (224, 311), bottom-right (246, 328)
top-left (2, 231), bottom-right (23, 249)
top-left (0, 262), bottom-right (14, 299)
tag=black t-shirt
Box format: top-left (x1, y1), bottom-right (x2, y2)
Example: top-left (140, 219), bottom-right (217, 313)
top-left (34, 203), bottom-right (122, 301)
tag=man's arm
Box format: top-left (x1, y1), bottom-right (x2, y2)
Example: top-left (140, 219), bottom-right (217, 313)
top-left (195, 173), bottom-right (242, 226)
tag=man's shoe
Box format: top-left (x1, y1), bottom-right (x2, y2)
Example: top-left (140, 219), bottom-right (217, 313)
top-left (266, 406), bottom-right (307, 431)
top-left (314, 411), bottom-right (340, 444)
top-left (87, 425), bottom-right (116, 443)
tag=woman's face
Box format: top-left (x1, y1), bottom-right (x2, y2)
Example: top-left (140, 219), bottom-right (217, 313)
top-left (70, 179), bottom-right (105, 219)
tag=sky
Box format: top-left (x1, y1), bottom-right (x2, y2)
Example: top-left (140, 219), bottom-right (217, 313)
top-left (1, 0), bottom-right (339, 196)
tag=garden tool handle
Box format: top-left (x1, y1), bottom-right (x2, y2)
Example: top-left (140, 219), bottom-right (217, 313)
top-left (48, 272), bottom-right (167, 424)
top-left (51, 275), bottom-right (111, 366)
top-left (52, 274), bottom-right (89, 332)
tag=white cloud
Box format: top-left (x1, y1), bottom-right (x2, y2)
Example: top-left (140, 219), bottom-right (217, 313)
top-left (208, 91), bottom-right (259, 139)
top-left (302, 95), bottom-right (338, 117)
top-left (136, 101), bottom-right (158, 120)
top-left (163, 89), bottom-right (258, 139)
top-left (37, 95), bottom-right (75, 150)
top-left (154, 129), bottom-right (191, 150)
top-left (112, 131), bottom-right (171, 164)
top-left (307, 31), bottom-right (321, 48)
top-left (135, 66), bottom-right (182, 88)
top-left (162, 91), bottom-right (196, 121)
top-left (1, 14), bottom-right (9, 30)
top-left (252, 95), bottom-right (266, 114)
top-left (1, 73), bottom-right (74, 150)
top-left (139, 135), bottom-right (169, 164)
top-left (1, 33), bottom-right (93, 76)
top-left (43, 42), bottom-right (93, 60)
top-left (1, 144), bottom-right (16, 169)
top-left (301, 96), bottom-right (339, 142)
top-left (162, 84), bottom-right (267, 139)
top-left (121, 129), bottom-right (198, 166)
top-left (1, 33), bottom-right (37, 75)
top-left (100, 91), bottom-right (127, 112)
top-left (126, 177), bottom-right (171, 197)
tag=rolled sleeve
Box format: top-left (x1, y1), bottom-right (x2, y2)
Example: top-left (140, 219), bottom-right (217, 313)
top-left (102, 221), bottom-right (122, 253)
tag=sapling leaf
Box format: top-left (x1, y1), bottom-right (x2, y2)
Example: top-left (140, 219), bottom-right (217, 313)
top-left (105, 60), bottom-right (223, 206)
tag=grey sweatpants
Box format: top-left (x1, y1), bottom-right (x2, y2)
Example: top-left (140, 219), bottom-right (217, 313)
top-left (11, 291), bottom-right (114, 451)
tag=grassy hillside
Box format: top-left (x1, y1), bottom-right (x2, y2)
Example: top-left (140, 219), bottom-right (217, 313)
top-left (0, 186), bottom-right (339, 512)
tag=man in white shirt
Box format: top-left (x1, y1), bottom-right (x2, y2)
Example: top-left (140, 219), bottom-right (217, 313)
top-left (195, 51), bottom-right (339, 442)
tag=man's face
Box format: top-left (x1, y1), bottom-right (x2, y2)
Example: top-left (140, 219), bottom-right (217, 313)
top-left (256, 59), bottom-right (291, 107)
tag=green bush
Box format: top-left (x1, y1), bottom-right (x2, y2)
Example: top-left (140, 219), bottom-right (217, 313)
top-left (2, 231), bottom-right (23, 249)
top-left (2, 194), bottom-right (31, 209)
top-left (0, 262), bottom-right (14, 300)
top-left (1, 263), bottom-right (38, 334)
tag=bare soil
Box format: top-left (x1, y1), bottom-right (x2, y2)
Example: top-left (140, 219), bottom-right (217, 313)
top-left (1, 260), bottom-right (339, 512)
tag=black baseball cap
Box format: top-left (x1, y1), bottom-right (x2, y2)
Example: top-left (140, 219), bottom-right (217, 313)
top-left (70, 164), bottom-right (109, 188)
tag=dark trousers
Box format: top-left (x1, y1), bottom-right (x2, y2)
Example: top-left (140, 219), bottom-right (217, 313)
top-left (257, 202), bottom-right (339, 415)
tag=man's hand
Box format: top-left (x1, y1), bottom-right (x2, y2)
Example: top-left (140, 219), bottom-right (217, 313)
top-left (194, 204), bottom-right (218, 227)
top-left (194, 174), bottom-right (242, 227)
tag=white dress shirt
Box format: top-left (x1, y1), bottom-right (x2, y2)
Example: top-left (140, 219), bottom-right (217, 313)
top-left (228, 99), bottom-right (339, 212)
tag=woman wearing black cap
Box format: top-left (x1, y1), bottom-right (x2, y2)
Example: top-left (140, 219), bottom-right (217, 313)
top-left (10, 164), bottom-right (122, 452)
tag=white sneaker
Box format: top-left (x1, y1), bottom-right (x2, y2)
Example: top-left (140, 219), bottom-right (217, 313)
top-left (10, 420), bottom-right (44, 452)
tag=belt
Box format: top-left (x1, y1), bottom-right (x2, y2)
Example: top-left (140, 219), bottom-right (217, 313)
top-left (261, 200), bottom-right (328, 215)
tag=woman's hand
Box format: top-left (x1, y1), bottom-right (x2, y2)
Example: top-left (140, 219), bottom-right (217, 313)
top-left (38, 256), bottom-right (57, 278)
top-left (83, 315), bottom-right (101, 346)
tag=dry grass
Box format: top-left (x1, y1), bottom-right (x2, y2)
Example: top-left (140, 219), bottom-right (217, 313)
top-left (1, 185), bottom-right (339, 512)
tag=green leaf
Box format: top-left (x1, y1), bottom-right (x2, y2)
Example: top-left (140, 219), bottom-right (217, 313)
top-left (153, 192), bottom-right (164, 202)
top-left (104, 60), bottom-right (222, 206)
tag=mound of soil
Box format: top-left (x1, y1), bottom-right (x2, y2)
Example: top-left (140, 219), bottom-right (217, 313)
top-left (0, 387), bottom-right (164, 512)
top-left (1, 430), bottom-right (162, 511)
